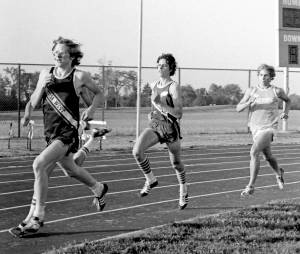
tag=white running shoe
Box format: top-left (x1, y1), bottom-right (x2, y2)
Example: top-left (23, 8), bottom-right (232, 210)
top-left (179, 193), bottom-right (188, 210)
top-left (92, 183), bottom-right (108, 211)
top-left (241, 185), bottom-right (255, 197)
top-left (140, 180), bottom-right (158, 197)
top-left (276, 168), bottom-right (284, 190)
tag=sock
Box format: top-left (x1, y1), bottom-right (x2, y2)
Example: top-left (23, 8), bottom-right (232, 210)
top-left (176, 171), bottom-right (187, 195)
top-left (24, 197), bottom-right (36, 223)
top-left (33, 203), bottom-right (46, 221)
top-left (83, 134), bottom-right (94, 151)
top-left (137, 157), bottom-right (156, 183)
top-left (90, 182), bottom-right (104, 197)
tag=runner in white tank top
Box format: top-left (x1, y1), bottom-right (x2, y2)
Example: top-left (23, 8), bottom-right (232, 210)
top-left (132, 53), bottom-right (188, 210)
top-left (236, 64), bottom-right (290, 197)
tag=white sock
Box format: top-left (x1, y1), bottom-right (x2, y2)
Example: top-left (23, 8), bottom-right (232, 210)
top-left (24, 197), bottom-right (36, 223)
top-left (90, 182), bottom-right (104, 197)
top-left (33, 203), bottom-right (46, 221)
top-left (145, 172), bottom-right (156, 183)
top-left (179, 184), bottom-right (188, 195)
top-left (83, 135), bottom-right (94, 150)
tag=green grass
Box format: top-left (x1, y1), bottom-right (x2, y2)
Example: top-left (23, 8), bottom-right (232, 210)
top-left (2, 105), bottom-right (300, 138)
top-left (47, 200), bottom-right (300, 254)
top-left (1, 106), bottom-right (300, 157)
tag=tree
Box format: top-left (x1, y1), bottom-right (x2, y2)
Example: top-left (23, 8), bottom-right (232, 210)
top-left (208, 83), bottom-right (225, 105)
top-left (181, 85), bottom-right (197, 107)
top-left (223, 84), bottom-right (243, 104)
top-left (141, 83), bottom-right (152, 107)
top-left (289, 94), bottom-right (300, 110)
top-left (0, 67), bottom-right (40, 110)
top-left (192, 88), bottom-right (208, 106)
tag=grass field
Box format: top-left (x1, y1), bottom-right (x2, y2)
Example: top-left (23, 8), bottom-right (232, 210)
top-left (48, 200), bottom-right (300, 254)
top-left (1, 105), bottom-right (300, 157)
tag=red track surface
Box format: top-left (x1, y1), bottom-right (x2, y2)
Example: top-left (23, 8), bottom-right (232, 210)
top-left (1, 144), bottom-right (300, 254)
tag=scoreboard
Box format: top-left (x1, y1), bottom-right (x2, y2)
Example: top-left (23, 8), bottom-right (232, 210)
top-left (277, 0), bottom-right (300, 67)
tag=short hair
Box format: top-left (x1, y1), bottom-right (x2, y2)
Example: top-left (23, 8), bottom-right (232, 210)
top-left (156, 53), bottom-right (177, 76)
top-left (257, 64), bottom-right (276, 80)
top-left (52, 37), bottom-right (83, 66)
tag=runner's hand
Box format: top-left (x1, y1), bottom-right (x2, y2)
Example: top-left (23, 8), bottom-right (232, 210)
top-left (248, 96), bottom-right (256, 107)
top-left (280, 112), bottom-right (288, 120)
top-left (81, 107), bottom-right (95, 121)
top-left (42, 73), bottom-right (54, 88)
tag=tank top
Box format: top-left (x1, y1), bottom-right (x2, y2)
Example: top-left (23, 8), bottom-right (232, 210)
top-left (151, 80), bottom-right (175, 116)
top-left (42, 67), bottom-right (80, 138)
top-left (248, 85), bottom-right (279, 133)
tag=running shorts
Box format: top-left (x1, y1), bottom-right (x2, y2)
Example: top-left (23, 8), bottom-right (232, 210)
top-left (148, 111), bottom-right (182, 144)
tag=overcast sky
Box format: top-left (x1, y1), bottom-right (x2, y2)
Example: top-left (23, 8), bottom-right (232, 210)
top-left (2, 0), bottom-right (300, 93)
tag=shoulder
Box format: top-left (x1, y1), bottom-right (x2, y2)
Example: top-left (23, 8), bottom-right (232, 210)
top-left (74, 68), bottom-right (88, 79)
top-left (246, 86), bottom-right (256, 96)
top-left (74, 69), bottom-right (93, 85)
top-left (170, 80), bottom-right (179, 88)
top-left (273, 86), bottom-right (286, 98)
top-left (150, 80), bottom-right (159, 89)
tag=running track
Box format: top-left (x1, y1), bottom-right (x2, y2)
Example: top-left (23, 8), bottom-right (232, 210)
top-left (1, 143), bottom-right (300, 254)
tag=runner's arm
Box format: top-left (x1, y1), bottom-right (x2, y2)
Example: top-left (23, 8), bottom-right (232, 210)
top-left (236, 88), bottom-right (255, 112)
top-left (30, 70), bottom-right (52, 109)
top-left (79, 71), bottom-right (102, 120)
top-left (276, 87), bottom-right (290, 119)
top-left (21, 101), bottom-right (33, 127)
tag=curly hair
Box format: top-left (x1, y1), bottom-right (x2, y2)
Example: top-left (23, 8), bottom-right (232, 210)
top-left (52, 37), bottom-right (83, 66)
top-left (156, 53), bottom-right (177, 76)
top-left (257, 64), bottom-right (276, 80)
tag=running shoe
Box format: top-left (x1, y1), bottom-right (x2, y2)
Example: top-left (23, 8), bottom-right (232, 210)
top-left (179, 193), bottom-right (188, 210)
top-left (140, 180), bottom-right (158, 197)
top-left (241, 185), bottom-right (255, 197)
top-left (91, 128), bottom-right (111, 138)
top-left (9, 217), bottom-right (44, 237)
top-left (276, 168), bottom-right (284, 190)
top-left (92, 183), bottom-right (108, 211)
top-left (8, 221), bottom-right (27, 237)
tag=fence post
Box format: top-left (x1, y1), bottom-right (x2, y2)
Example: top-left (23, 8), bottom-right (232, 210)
top-left (282, 67), bottom-right (289, 131)
top-left (17, 64), bottom-right (21, 138)
top-left (99, 65), bottom-right (106, 150)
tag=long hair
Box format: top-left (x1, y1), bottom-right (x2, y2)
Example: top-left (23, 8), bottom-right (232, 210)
top-left (52, 37), bottom-right (83, 66)
top-left (257, 64), bottom-right (276, 80)
top-left (157, 53), bottom-right (177, 76)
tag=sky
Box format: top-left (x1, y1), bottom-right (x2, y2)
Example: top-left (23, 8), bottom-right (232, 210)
top-left (1, 0), bottom-right (300, 93)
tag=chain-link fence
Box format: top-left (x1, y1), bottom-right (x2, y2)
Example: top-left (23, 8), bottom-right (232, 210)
top-left (1, 63), bottom-right (299, 152)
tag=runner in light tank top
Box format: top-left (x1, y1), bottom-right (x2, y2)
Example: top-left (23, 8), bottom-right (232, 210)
top-left (132, 53), bottom-right (188, 210)
top-left (236, 64), bottom-right (290, 197)
top-left (248, 85), bottom-right (279, 139)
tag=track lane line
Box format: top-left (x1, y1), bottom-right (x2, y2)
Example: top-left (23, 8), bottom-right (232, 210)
top-left (1, 180), bottom-right (300, 234)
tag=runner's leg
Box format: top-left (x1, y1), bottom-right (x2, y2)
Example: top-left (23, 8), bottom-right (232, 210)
top-left (167, 139), bottom-right (188, 209)
top-left (132, 128), bottom-right (159, 196)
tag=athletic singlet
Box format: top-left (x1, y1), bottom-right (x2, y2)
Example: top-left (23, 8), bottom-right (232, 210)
top-left (248, 85), bottom-right (279, 133)
top-left (151, 80), bottom-right (175, 116)
top-left (42, 67), bottom-right (80, 139)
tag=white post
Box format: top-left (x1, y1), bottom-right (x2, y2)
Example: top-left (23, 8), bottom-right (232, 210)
top-left (282, 67), bottom-right (289, 131)
top-left (136, 0), bottom-right (143, 140)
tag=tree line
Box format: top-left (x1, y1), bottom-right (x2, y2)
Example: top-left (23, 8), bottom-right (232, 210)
top-left (1, 66), bottom-right (300, 110)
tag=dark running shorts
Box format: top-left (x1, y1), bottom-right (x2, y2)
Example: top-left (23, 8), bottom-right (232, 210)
top-left (45, 128), bottom-right (79, 155)
top-left (148, 112), bottom-right (181, 144)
